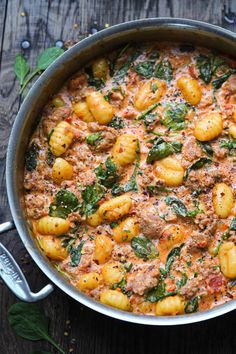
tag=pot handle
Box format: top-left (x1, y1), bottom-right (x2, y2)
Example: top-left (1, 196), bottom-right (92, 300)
top-left (0, 220), bottom-right (54, 302)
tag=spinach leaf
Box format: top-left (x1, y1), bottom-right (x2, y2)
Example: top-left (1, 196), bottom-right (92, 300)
top-left (136, 103), bottom-right (159, 121)
top-left (214, 217), bottom-right (236, 256)
top-left (161, 103), bottom-right (189, 131)
top-left (14, 53), bottom-right (30, 85)
top-left (70, 240), bottom-right (85, 267)
top-left (86, 132), bottom-right (103, 146)
top-left (111, 278), bottom-right (131, 296)
top-left (146, 185), bottom-right (172, 196)
top-left (176, 273), bottom-right (188, 290)
top-left (49, 189), bottom-right (78, 219)
top-left (143, 112), bottom-right (158, 129)
top-left (134, 61), bottom-right (155, 78)
top-left (86, 67), bottom-right (105, 89)
top-left (155, 59), bottom-right (173, 82)
top-left (165, 196), bottom-right (202, 218)
top-left (196, 55), bottom-right (224, 84)
top-left (95, 157), bottom-right (119, 188)
top-left (8, 303), bottom-right (65, 354)
top-left (25, 142), bottom-right (40, 171)
top-left (49, 188), bottom-right (79, 219)
top-left (79, 183), bottom-right (105, 216)
top-left (113, 50), bottom-right (140, 83)
top-left (112, 141), bottom-right (140, 195)
top-left (146, 280), bottom-right (177, 302)
top-left (184, 157), bottom-right (212, 180)
top-left (220, 139), bottom-right (236, 150)
top-left (108, 116), bottom-right (125, 129)
top-left (147, 137), bottom-right (182, 163)
top-left (166, 244), bottom-right (184, 273)
top-left (185, 297), bottom-right (199, 313)
top-left (131, 235), bottom-right (158, 260)
top-left (46, 149), bottom-right (55, 166)
top-left (109, 43), bottom-right (130, 77)
top-left (212, 70), bottom-right (235, 90)
top-left (197, 141), bottom-right (214, 157)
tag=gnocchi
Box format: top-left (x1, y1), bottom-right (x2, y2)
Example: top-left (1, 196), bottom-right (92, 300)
top-left (212, 183), bottom-right (234, 219)
top-left (219, 242), bottom-right (236, 278)
top-left (39, 236), bottom-right (68, 261)
top-left (155, 296), bottom-right (185, 316)
top-left (112, 134), bottom-right (138, 166)
top-left (86, 91), bottom-right (114, 124)
top-left (98, 194), bottom-right (132, 221)
top-left (52, 158), bottom-right (73, 183)
top-left (73, 101), bottom-right (94, 122)
top-left (100, 290), bottom-right (131, 311)
top-left (154, 157), bottom-right (184, 186)
top-left (77, 272), bottom-right (103, 291)
top-left (49, 121), bottom-right (74, 156)
top-left (93, 235), bottom-right (113, 264)
top-left (177, 76), bottom-right (202, 105)
top-left (194, 112), bottom-right (223, 141)
top-left (134, 79), bottom-right (166, 111)
top-left (37, 216), bottom-right (70, 235)
top-left (113, 217), bottom-right (139, 243)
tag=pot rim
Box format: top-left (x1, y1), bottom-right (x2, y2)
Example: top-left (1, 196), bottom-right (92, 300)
top-left (6, 17), bottom-right (236, 325)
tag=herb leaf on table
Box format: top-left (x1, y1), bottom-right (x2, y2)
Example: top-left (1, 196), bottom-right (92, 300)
top-left (14, 54), bottom-right (30, 85)
top-left (8, 302), bottom-right (65, 354)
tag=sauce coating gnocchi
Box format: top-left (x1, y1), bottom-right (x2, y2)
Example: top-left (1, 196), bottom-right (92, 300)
top-left (24, 43), bottom-right (236, 317)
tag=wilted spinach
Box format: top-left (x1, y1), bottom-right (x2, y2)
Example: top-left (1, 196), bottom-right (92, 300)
top-left (113, 49), bottom-right (140, 83)
top-left (111, 278), bottom-right (131, 296)
top-left (214, 217), bottom-right (236, 256)
top-left (136, 103), bottom-right (159, 121)
top-left (176, 272), bottom-right (188, 290)
top-left (197, 141), bottom-right (214, 157)
top-left (212, 70), bottom-right (236, 90)
top-left (146, 185), bottom-right (172, 196)
top-left (165, 244), bottom-right (184, 273)
top-left (131, 235), bottom-right (158, 260)
top-left (8, 302), bottom-right (65, 354)
top-left (161, 102), bottom-right (189, 131)
top-left (46, 148), bottom-right (55, 166)
top-left (220, 139), bottom-right (236, 151)
top-left (165, 196), bottom-right (202, 218)
top-left (108, 116), bottom-right (125, 129)
top-left (25, 142), bottom-right (40, 171)
top-left (184, 157), bottom-right (212, 180)
top-left (86, 67), bottom-right (105, 89)
top-left (95, 157), bottom-right (119, 188)
top-left (146, 280), bottom-right (177, 302)
top-left (155, 59), bottom-right (173, 81)
top-left (196, 54), bottom-right (224, 84)
top-left (147, 137), bottom-right (182, 163)
top-left (79, 183), bottom-right (105, 216)
top-left (49, 189), bottom-right (78, 219)
top-left (185, 297), bottom-right (199, 313)
top-left (69, 240), bottom-right (85, 267)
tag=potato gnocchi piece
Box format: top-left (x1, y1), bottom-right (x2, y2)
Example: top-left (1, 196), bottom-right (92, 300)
top-left (159, 225), bottom-right (186, 252)
top-left (73, 101), bottom-right (95, 122)
top-left (77, 272), bottom-right (103, 291)
top-left (212, 183), bottom-right (234, 219)
top-left (194, 112), bottom-right (223, 141)
top-left (112, 134), bottom-right (138, 166)
top-left (113, 217), bottom-right (139, 243)
top-left (219, 242), bottom-right (236, 279)
top-left (37, 216), bottom-right (70, 235)
top-left (86, 212), bottom-right (103, 227)
top-left (229, 124), bottom-right (236, 139)
top-left (52, 157), bottom-right (73, 183)
top-left (98, 194), bottom-right (132, 221)
top-left (177, 76), bottom-right (202, 106)
top-left (100, 289), bottom-right (131, 311)
top-left (134, 79), bottom-right (166, 111)
top-left (49, 121), bottom-right (74, 156)
top-left (154, 157), bottom-right (184, 187)
top-left (102, 262), bottom-right (123, 285)
top-left (92, 57), bottom-right (109, 80)
top-left (86, 91), bottom-right (114, 124)
top-left (39, 236), bottom-right (68, 261)
top-left (155, 295), bottom-right (185, 316)
top-left (93, 235), bottom-right (113, 264)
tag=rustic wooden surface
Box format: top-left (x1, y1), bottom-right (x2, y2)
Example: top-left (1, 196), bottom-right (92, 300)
top-left (1, 1), bottom-right (236, 353)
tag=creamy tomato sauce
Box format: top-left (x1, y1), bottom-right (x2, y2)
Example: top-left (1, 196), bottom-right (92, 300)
top-left (24, 43), bottom-right (236, 316)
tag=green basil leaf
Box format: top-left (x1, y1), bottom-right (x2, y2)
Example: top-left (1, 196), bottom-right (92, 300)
top-left (86, 132), bottom-right (103, 146)
top-left (212, 70), bottom-right (235, 90)
top-left (108, 116), bottom-right (125, 129)
top-left (165, 196), bottom-right (188, 217)
top-left (14, 54), bottom-right (30, 85)
top-left (185, 297), bottom-right (199, 313)
top-left (79, 183), bottom-right (105, 216)
top-left (134, 61), bottom-right (155, 78)
top-left (70, 240), bottom-right (85, 267)
top-left (165, 244), bottom-right (184, 273)
top-left (184, 157), bottom-right (212, 180)
top-left (95, 157), bottom-right (119, 188)
top-left (131, 235), bottom-right (158, 260)
top-left (155, 59), bottom-right (173, 82)
top-left (49, 189), bottom-right (79, 219)
top-left (25, 142), bottom-right (40, 171)
top-left (36, 47), bottom-right (64, 71)
top-left (196, 55), bottom-right (224, 84)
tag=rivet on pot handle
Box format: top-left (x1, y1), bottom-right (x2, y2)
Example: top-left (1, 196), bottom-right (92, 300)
top-left (0, 221), bottom-right (54, 302)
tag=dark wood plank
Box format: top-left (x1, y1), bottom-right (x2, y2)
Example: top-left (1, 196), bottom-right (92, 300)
top-left (1, 0), bottom-right (236, 353)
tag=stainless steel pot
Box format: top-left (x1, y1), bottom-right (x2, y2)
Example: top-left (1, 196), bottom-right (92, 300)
top-left (2, 18), bottom-right (236, 325)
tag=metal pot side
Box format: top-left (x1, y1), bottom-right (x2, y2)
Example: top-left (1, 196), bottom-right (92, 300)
top-left (6, 18), bottom-right (236, 325)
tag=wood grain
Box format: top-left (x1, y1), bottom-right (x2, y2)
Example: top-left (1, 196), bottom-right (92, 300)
top-left (0, 0), bottom-right (236, 353)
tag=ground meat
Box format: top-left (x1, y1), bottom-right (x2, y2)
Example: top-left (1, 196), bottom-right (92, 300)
top-left (187, 231), bottom-right (211, 252)
top-left (126, 261), bottom-right (160, 295)
top-left (67, 73), bottom-right (87, 91)
top-left (79, 241), bottom-right (94, 269)
top-left (181, 136), bottom-right (202, 163)
top-left (109, 91), bottom-right (124, 107)
top-left (112, 244), bottom-right (133, 262)
top-left (25, 193), bottom-right (51, 219)
top-left (137, 203), bottom-right (166, 239)
top-left (138, 165), bottom-right (155, 188)
top-left (122, 107), bottom-right (138, 119)
top-left (42, 106), bottom-right (71, 136)
top-left (180, 277), bottom-right (206, 299)
top-left (96, 131), bottom-right (117, 152)
top-left (194, 211), bottom-right (217, 235)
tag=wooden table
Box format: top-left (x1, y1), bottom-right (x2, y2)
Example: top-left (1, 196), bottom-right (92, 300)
top-left (1, 1), bottom-right (236, 353)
